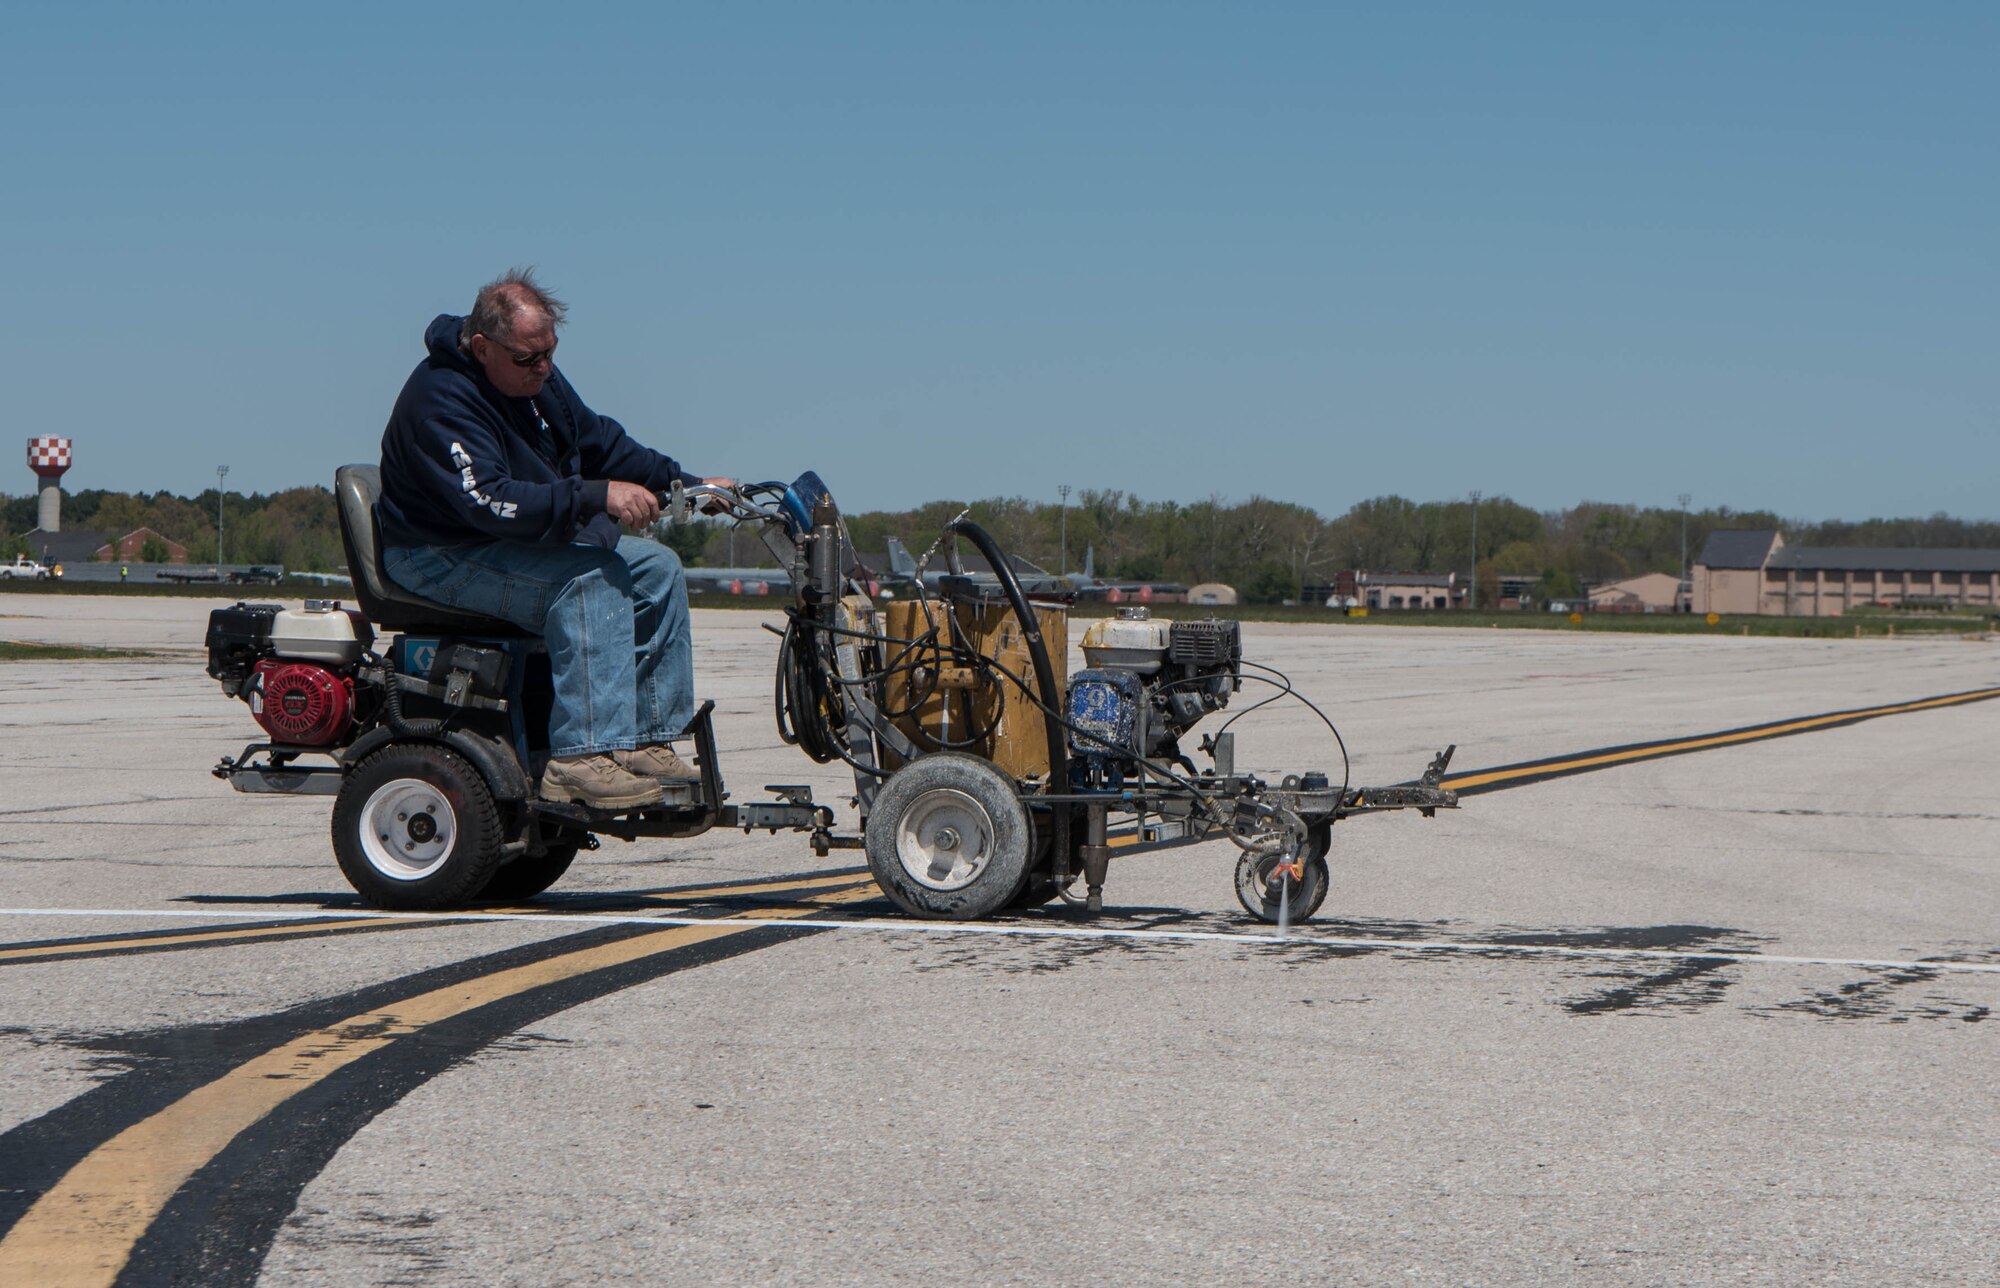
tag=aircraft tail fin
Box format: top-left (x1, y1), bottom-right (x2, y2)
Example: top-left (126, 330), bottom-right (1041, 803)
top-left (886, 536), bottom-right (915, 578)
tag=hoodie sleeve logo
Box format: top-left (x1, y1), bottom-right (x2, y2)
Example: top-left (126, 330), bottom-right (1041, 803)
top-left (448, 442), bottom-right (519, 519)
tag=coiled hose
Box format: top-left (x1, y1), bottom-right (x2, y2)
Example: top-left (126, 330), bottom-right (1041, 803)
top-left (941, 518), bottom-right (1072, 889)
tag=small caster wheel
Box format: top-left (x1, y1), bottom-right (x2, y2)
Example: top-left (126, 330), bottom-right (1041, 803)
top-left (1233, 821), bottom-right (1331, 923)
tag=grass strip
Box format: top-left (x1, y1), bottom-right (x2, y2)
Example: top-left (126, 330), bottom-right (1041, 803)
top-left (0, 641), bottom-right (150, 661)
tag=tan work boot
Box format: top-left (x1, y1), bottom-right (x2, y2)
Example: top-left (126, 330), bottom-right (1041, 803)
top-left (539, 752), bottom-right (664, 811)
top-left (618, 744), bottom-right (700, 782)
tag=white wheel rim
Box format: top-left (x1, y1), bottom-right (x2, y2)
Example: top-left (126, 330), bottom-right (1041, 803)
top-left (358, 777), bottom-right (457, 881)
top-left (895, 787), bottom-right (996, 891)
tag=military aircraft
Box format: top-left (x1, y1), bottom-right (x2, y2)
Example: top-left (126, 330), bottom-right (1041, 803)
top-left (879, 538), bottom-right (1186, 602)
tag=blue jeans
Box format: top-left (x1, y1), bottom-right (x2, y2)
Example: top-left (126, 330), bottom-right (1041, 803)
top-left (384, 537), bottom-right (693, 759)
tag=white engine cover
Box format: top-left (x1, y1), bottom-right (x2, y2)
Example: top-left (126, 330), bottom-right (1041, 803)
top-left (1080, 614), bottom-right (1171, 673)
top-left (268, 602), bottom-right (372, 665)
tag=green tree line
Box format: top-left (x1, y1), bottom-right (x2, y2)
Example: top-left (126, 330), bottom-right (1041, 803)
top-left (2, 487), bottom-right (345, 571)
top-left (8, 485), bottom-right (1997, 605)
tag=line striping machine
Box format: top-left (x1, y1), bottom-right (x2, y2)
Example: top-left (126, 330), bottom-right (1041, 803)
top-left (207, 468), bottom-right (1458, 920)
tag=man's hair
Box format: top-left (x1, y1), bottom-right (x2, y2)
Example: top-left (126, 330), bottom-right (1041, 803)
top-left (460, 267), bottom-right (568, 348)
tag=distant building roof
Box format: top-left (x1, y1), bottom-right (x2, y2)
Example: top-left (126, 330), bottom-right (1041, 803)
top-left (1767, 547), bottom-right (2000, 574)
top-left (1357, 571), bottom-right (1457, 588)
top-left (1696, 529), bottom-right (1782, 569)
top-left (1186, 582), bottom-right (1238, 605)
top-left (1587, 571), bottom-right (1682, 609)
top-left (19, 529), bottom-right (110, 564)
top-left (96, 527), bottom-right (190, 562)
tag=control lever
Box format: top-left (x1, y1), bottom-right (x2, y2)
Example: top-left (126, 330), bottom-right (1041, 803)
top-left (657, 481), bottom-right (751, 525)
top-left (660, 479), bottom-right (693, 525)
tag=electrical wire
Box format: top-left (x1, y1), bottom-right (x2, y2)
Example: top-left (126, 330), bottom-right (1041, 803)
top-left (1195, 659), bottom-right (1352, 797)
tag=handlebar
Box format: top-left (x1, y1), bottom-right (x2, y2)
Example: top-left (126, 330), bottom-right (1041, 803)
top-left (656, 480), bottom-right (786, 527)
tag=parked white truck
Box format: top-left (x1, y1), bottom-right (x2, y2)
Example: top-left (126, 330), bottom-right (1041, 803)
top-left (0, 555), bottom-right (54, 580)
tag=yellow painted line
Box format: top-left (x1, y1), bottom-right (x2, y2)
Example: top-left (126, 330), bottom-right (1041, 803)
top-left (0, 918), bottom-right (403, 965)
top-left (652, 872), bottom-right (872, 900)
top-left (1442, 687), bottom-right (2000, 792)
top-left (0, 882), bottom-right (876, 1288)
top-left (0, 873), bottom-right (878, 959)
top-left (589, 869), bottom-right (871, 905)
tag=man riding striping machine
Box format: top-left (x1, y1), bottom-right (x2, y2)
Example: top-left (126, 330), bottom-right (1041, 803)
top-left (205, 470), bottom-right (1459, 922)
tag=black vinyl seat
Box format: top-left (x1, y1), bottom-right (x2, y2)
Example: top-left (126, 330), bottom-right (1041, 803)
top-left (335, 465), bottom-right (533, 638)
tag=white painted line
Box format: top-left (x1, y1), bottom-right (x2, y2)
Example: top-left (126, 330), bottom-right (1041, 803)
top-left (2, 905), bottom-right (1998, 978)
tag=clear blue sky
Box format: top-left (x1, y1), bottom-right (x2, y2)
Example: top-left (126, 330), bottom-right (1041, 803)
top-left (5, 1), bottom-right (1994, 520)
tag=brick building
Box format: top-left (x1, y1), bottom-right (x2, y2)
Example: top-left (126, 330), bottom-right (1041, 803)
top-left (1325, 569), bottom-right (1461, 610)
top-left (94, 527), bottom-right (190, 562)
top-left (1692, 530), bottom-right (2000, 617)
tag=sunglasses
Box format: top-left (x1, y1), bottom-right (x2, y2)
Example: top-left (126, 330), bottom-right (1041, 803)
top-left (480, 334), bottom-right (557, 367)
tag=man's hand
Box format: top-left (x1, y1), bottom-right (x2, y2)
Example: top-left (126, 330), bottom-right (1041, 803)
top-left (698, 476), bottom-right (739, 516)
top-left (606, 480), bottom-right (662, 528)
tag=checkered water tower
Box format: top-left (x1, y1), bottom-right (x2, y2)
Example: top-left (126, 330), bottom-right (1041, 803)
top-left (28, 436), bottom-right (72, 533)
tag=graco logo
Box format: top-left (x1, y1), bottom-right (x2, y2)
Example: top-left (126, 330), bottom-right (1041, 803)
top-left (403, 639), bottom-right (439, 676)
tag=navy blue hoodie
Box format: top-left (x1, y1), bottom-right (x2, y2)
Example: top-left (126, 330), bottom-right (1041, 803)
top-left (377, 315), bottom-right (701, 550)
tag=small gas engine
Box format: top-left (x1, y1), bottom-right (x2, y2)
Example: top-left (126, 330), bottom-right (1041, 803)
top-left (1066, 610), bottom-right (1241, 785)
top-left (206, 601), bottom-right (375, 748)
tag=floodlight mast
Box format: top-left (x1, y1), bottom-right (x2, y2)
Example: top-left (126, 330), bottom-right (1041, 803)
top-left (1468, 490), bottom-right (1481, 611)
top-left (1057, 483), bottom-right (1072, 576)
top-left (216, 465), bottom-right (229, 572)
top-left (1678, 493), bottom-right (1692, 612)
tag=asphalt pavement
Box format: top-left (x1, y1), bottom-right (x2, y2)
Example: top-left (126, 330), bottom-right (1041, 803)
top-left (1, 593), bottom-right (1995, 1285)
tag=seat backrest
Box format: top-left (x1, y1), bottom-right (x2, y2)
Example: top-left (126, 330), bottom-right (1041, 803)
top-left (334, 465), bottom-right (529, 636)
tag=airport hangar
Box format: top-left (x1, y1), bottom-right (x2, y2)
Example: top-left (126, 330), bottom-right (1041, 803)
top-left (1692, 529), bottom-right (2000, 617)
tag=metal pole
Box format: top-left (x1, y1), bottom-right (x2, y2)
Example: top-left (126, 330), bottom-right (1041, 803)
top-left (216, 465), bottom-right (229, 571)
top-left (1677, 493), bottom-right (1692, 613)
top-left (1468, 490), bottom-right (1480, 611)
top-left (1057, 484), bottom-right (1071, 576)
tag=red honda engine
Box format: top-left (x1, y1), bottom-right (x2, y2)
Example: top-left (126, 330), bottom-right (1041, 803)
top-left (252, 659), bottom-right (354, 746)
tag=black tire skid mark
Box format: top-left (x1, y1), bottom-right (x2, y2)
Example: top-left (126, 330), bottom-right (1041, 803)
top-left (1559, 958), bottom-right (1739, 1016)
top-left (1753, 964), bottom-right (1995, 1024)
top-left (0, 918), bottom-right (433, 968)
top-left (166, 863), bottom-right (877, 914)
top-left (114, 923), bottom-right (818, 1288)
top-left (0, 921), bottom-right (806, 1249)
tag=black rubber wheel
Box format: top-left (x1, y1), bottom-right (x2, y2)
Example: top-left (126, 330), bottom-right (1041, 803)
top-left (865, 754), bottom-right (1033, 920)
top-left (1007, 874), bottom-right (1065, 909)
top-left (1006, 812), bottom-right (1066, 909)
top-left (333, 743), bottom-right (504, 910)
top-left (1233, 820), bottom-right (1332, 923)
top-left (479, 840), bottom-right (583, 902)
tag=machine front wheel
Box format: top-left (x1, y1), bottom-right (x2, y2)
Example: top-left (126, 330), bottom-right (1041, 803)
top-left (1233, 821), bottom-right (1332, 923)
top-left (866, 754), bottom-right (1032, 920)
top-left (333, 743), bottom-right (504, 909)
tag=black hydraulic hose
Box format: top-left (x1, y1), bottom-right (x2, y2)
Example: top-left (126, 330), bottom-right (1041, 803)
top-left (943, 518), bottom-right (1071, 886)
top-left (380, 666), bottom-right (447, 738)
top-left (774, 611), bottom-right (840, 762)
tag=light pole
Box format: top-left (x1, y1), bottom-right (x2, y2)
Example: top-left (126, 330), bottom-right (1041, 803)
top-left (1467, 490), bottom-right (1481, 611)
top-left (215, 465), bottom-right (229, 571)
top-left (1677, 493), bottom-right (1692, 613)
top-left (1057, 484), bottom-right (1072, 576)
